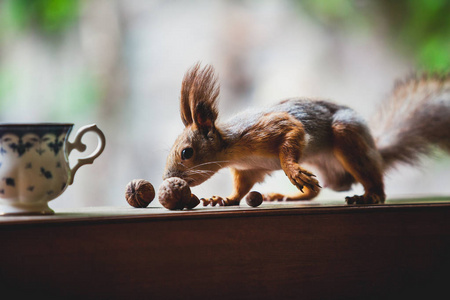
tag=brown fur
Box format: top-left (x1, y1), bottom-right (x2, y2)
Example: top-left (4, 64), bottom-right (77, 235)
top-left (164, 64), bottom-right (450, 205)
top-left (180, 63), bottom-right (220, 129)
top-left (332, 122), bottom-right (385, 204)
top-left (219, 112), bottom-right (320, 204)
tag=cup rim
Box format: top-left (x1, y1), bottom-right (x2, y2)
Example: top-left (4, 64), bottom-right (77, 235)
top-left (0, 122), bottom-right (74, 127)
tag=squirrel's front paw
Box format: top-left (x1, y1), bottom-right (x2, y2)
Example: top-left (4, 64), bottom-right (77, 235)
top-left (200, 196), bottom-right (239, 206)
top-left (287, 166), bottom-right (321, 193)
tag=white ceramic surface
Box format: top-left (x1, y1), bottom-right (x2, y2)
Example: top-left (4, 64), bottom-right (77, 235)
top-left (0, 124), bottom-right (105, 215)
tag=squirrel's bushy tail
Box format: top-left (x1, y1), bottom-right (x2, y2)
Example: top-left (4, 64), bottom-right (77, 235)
top-left (370, 73), bottom-right (450, 171)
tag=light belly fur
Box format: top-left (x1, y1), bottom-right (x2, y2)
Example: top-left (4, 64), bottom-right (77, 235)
top-left (231, 155), bottom-right (282, 171)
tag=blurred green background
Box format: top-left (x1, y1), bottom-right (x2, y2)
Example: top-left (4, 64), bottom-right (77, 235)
top-left (300, 0), bottom-right (450, 71)
top-left (0, 0), bottom-right (449, 208)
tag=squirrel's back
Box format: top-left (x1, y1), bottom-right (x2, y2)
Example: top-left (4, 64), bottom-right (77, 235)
top-left (221, 98), bottom-right (347, 147)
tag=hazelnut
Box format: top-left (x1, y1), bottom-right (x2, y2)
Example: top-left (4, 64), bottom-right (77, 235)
top-left (245, 191), bottom-right (263, 207)
top-left (125, 179), bottom-right (155, 208)
top-left (158, 177), bottom-right (191, 210)
top-left (185, 193), bottom-right (200, 209)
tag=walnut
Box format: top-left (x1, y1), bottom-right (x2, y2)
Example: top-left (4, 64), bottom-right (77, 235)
top-left (245, 191), bottom-right (263, 207)
top-left (158, 177), bottom-right (195, 210)
top-left (125, 179), bottom-right (155, 208)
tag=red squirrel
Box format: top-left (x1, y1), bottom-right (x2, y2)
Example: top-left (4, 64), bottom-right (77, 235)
top-left (163, 63), bottom-right (450, 205)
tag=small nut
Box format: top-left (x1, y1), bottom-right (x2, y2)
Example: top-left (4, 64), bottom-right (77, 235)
top-left (125, 179), bottom-right (155, 208)
top-left (245, 191), bottom-right (263, 207)
top-left (185, 193), bottom-right (200, 209)
top-left (158, 177), bottom-right (191, 210)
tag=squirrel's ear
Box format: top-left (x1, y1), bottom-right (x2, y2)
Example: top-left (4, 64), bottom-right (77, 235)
top-left (189, 64), bottom-right (219, 133)
top-left (193, 101), bottom-right (217, 131)
top-left (180, 64), bottom-right (200, 126)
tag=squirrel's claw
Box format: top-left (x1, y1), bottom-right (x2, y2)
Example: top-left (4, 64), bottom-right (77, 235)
top-left (346, 194), bottom-right (384, 205)
top-left (286, 165), bottom-right (321, 194)
top-left (202, 196), bottom-right (241, 206)
top-left (201, 196), bottom-right (235, 206)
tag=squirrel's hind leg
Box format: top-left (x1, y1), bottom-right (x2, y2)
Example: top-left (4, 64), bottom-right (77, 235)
top-left (331, 113), bottom-right (385, 204)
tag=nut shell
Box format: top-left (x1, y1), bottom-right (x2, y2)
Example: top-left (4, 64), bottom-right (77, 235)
top-left (158, 177), bottom-right (191, 210)
top-left (125, 179), bottom-right (155, 208)
top-left (185, 193), bottom-right (200, 209)
top-left (245, 191), bottom-right (263, 207)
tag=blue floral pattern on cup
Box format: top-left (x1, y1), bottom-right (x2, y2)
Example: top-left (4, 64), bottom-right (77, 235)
top-left (0, 123), bottom-right (105, 215)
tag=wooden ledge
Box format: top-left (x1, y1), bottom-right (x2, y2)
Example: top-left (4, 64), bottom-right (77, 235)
top-left (1, 196), bottom-right (450, 299)
top-left (1, 196), bottom-right (450, 226)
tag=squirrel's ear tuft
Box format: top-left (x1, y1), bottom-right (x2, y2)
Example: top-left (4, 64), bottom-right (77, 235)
top-left (180, 63), bottom-right (201, 126)
top-left (188, 64), bottom-right (220, 133)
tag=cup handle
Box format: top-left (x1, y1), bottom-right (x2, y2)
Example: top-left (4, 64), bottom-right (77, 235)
top-left (66, 124), bottom-right (106, 185)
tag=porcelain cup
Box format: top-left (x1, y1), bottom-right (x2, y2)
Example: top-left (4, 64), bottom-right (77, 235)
top-left (0, 123), bottom-right (106, 215)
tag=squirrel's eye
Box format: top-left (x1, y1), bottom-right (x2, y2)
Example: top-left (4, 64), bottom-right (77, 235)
top-left (181, 147), bottom-right (194, 160)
